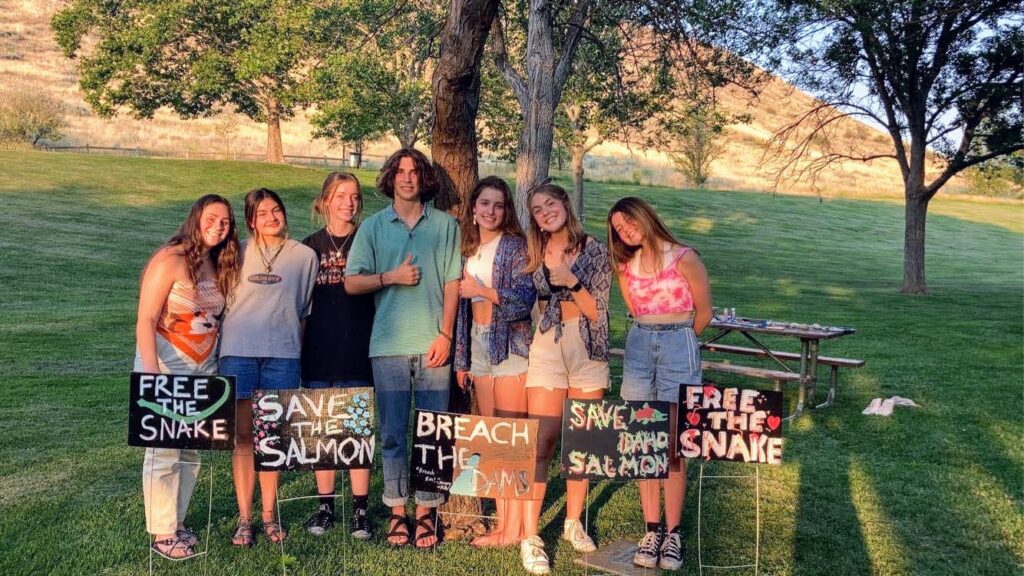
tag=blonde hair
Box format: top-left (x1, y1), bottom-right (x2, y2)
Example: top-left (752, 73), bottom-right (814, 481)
top-left (312, 171), bottom-right (363, 228)
top-left (524, 183), bottom-right (586, 273)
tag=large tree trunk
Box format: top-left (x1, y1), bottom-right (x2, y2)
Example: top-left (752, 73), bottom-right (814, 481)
top-left (902, 191), bottom-right (930, 294)
top-left (430, 0), bottom-right (500, 214)
top-left (430, 0), bottom-right (500, 541)
top-left (265, 96), bottom-right (285, 164)
top-left (570, 146), bottom-right (585, 219)
top-left (513, 0), bottom-right (558, 227)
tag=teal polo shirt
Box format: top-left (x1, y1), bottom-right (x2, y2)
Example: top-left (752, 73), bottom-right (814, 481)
top-left (345, 203), bottom-right (462, 357)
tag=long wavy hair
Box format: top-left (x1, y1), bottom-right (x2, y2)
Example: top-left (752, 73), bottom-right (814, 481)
top-left (606, 196), bottom-right (687, 273)
top-left (312, 171), bottom-right (363, 228)
top-left (243, 188), bottom-right (289, 241)
top-left (163, 194), bottom-right (241, 298)
top-left (376, 148), bottom-right (438, 203)
top-left (524, 182), bottom-right (587, 273)
top-left (460, 176), bottom-right (524, 258)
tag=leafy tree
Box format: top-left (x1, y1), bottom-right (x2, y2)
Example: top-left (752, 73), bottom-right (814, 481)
top-left (663, 104), bottom-right (729, 188)
top-left (311, 0), bottom-right (441, 152)
top-left (489, 0), bottom-right (782, 223)
top-left (0, 90), bottom-right (66, 147)
top-left (769, 0), bottom-right (1023, 293)
top-left (52, 0), bottom-right (347, 163)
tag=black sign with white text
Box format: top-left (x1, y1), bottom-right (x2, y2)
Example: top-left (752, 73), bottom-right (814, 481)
top-left (128, 372), bottom-right (236, 450)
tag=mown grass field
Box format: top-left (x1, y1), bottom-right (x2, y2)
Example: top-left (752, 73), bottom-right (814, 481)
top-left (0, 150), bottom-right (1021, 575)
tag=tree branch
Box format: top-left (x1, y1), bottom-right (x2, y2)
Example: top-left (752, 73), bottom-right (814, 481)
top-left (490, 14), bottom-right (528, 111)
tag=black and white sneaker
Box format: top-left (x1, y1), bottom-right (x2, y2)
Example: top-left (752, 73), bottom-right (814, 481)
top-left (350, 508), bottom-right (372, 540)
top-left (304, 505), bottom-right (334, 536)
top-left (659, 530), bottom-right (685, 571)
top-left (633, 525), bottom-right (664, 568)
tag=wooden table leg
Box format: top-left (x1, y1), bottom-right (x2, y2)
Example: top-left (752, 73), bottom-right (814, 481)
top-left (806, 339), bottom-right (820, 406)
top-left (786, 340), bottom-right (810, 421)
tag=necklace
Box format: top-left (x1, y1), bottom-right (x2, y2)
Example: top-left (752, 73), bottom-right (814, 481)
top-left (257, 238), bottom-right (286, 273)
top-left (326, 227), bottom-right (355, 256)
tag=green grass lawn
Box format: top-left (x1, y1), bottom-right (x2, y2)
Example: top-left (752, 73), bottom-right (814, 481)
top-left (1, 150), bottom-right (1021, 575)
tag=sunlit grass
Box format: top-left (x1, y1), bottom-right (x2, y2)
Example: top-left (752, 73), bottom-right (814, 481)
top-left (0, 150), bottom-right (1021, 575)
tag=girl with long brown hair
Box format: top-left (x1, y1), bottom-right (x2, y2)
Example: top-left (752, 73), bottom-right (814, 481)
top-left (607, 196), bottom-right (712, 571)
top-left (453, 176), bottom-right (535, 548)
top-left (135, 194), bottom-right (240, 559)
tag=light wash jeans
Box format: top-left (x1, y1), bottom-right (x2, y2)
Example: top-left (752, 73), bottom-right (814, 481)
top-left (371, 355), bottom-right (450, 507)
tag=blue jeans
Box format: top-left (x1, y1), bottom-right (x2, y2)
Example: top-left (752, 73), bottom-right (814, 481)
top-left (219, 356), bottom-right (301, 400)
top-left (371, 355), bottom-right (450, 507)
top-left (620, 321), bottom-right (702, 402)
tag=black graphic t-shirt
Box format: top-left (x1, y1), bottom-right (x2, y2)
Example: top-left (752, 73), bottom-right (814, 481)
top-left (300, 229), bottom-right (375, 382)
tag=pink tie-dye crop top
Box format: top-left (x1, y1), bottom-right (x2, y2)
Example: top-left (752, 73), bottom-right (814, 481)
top-left (622, 244), bottom-right (693, 316)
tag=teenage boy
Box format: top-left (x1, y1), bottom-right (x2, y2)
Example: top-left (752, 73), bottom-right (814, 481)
top-left (345, 148), bottom-right (461, 549)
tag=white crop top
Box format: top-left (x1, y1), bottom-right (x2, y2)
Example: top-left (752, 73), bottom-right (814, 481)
top-left (464, 234), bottom-right (501, 302)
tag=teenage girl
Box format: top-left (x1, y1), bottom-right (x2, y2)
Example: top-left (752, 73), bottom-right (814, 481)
top-left (299, 172), bottom-right (376, 539)
top-left (453, 176), bottom-right (534, 548)
top-left (607, 196), bottom-right (712, 571)
top-left (135, 194), bottom-right (240, 559)
top-left (220, 188), bottom-right (318, 546)
top-left (519, 183), bottom-right (612, 575)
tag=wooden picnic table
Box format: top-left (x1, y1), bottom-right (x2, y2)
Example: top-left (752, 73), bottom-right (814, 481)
top-left (700, 316), bottom-right (856, 419)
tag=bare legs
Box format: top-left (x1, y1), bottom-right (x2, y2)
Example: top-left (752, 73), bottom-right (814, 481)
top-left (522, 386), bottom-right (604, 540)
top-left (232, 399), bottom-right (284, 539)
top-left (638, 405), bottom-right (687, 530)
top-left (472, 374), bottom-right (529, 547)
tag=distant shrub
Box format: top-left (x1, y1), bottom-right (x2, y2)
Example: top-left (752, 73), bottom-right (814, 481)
top-left (963, 156), bottom-right (1024, 199)
top-left (0, 90), bottom-right (66, 146)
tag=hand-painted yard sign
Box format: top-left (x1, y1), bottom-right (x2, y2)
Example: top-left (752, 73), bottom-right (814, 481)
top-left (128, 372), bottom-right (236, 450)
top-left (252, 387), bottom-right (375, 471)
top-left (560, 399), bottom-right (672, 480)
top-left (411, 410), bottom-right (538, 499)
top-left (678, 385), bottom-right (784, 464)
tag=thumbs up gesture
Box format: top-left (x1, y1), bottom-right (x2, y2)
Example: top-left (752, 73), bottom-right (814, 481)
top-left (389, 253), bottom-right (421, 286)
top-left (548, 251), bottom-right (578, 289)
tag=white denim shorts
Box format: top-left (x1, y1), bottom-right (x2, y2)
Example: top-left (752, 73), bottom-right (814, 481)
top-left (525, 317), bottom-right (609, 391)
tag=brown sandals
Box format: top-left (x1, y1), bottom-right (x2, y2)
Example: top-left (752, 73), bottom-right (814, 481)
top-left (151, 536), bottom-right (195, 560)
top-left (231, 518), bottom-right (254, 547)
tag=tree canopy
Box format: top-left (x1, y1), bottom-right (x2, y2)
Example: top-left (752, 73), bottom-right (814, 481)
top-left (770, 0), bottom-right (1023, 292)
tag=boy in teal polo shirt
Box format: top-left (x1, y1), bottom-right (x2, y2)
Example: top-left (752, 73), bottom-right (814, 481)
top-left (345, 148), bottom-right (461, 549)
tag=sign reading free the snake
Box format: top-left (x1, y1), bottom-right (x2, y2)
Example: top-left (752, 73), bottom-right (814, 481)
top-left (128, 372), bottom-right (236, 450)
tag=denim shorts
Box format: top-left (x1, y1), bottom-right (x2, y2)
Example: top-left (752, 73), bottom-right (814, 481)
top-left (219, 356), bottom-right (301, 400)
top-left (469, 323), bottom-right (528, 378)
top-left (620, 321), bottom-right (702, 402)
top-left (303, 379), bottom-right (372, 389)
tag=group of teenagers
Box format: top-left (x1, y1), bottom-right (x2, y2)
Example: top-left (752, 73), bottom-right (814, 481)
top-left (136, 147), bottom-right (712, 573)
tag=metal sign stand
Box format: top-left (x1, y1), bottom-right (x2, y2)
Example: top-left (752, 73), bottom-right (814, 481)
top-left (145, 450), bottom-right (213, 575)
top-left (273, 471), bottom-right (350, 576)
top-left (696, 463), bottom-right (760, 575)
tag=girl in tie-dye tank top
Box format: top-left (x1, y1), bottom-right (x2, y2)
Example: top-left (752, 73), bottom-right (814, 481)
top-left (607, 197), bottom-right (713, 572)
top-left (135, 195), bottom-right (240, 559)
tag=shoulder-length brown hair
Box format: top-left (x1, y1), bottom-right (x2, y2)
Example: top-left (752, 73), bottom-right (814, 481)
top-left (312, 171), bottom-right (363, 227)
top-left (376, 148), bottom-right (438, 203)
top-left (460, 176), bottom-right (524, 257)
top-left (162, 194), bottom-right (241, 298)
top-left (243, 188), bottom-right (289, 240)
top-left (606, 196), bottom-right (686, 272)
top-left (524, 182), bottom-right (587, 273)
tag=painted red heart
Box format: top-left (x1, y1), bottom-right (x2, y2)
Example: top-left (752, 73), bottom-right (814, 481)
top-left (686, 412), bottom-right (700, 426)
top-left (766, 415), bottom-right (781, 430)
top-left (703, 385), bottom-right (716, 398)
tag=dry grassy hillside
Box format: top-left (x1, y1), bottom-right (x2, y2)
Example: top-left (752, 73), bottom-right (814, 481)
top-left (2, 0), bottom-right (966, 197)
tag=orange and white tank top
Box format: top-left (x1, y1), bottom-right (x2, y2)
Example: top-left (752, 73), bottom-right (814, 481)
top-left (155, 280), bottom-right (225, 366)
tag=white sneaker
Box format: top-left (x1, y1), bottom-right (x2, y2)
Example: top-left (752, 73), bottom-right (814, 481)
top-left (520, 535), bottom-right (550, 575)
top-left (633, 527), bottom-right (664, 568)
top-left (562, 518), bottom-right (597, 553)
